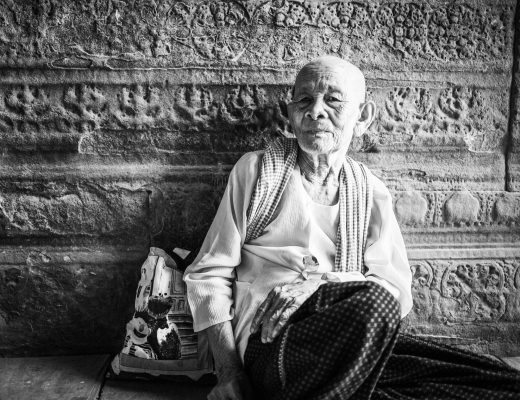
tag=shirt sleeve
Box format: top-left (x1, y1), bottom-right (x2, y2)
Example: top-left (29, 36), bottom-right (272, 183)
top-left (363, 175), bottom-right (413, 318)
top-left (183, 152), bottom-right (261, 332)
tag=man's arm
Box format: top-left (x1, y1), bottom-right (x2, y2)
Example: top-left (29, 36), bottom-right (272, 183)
top-left (183, 153), bottom-right (261, 399)
top-left (206, 321), bottom-right (251, 400)
top-left (183, 152), bottom-right (260, 332)
top-left (363, 175), bottom-right (413, 317)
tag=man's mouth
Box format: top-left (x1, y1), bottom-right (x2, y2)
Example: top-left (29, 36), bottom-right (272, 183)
top-left (304, 129), bottom-right (331, 135)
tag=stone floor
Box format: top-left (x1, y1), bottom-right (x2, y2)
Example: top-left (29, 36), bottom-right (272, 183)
top-left (0, 355), bottom-right (212, 400)
top-left (1, 354), bottom-right (519, 400)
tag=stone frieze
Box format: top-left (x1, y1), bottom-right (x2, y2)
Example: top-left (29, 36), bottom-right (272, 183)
top-left (392, 190), bottom-right (520, 228)
top-left (0, 0), bottom-right (513, 70)
top-left (407, 258), bottom-right (520, 324)
top-left (0, 83), bottom-right (508, 154)
top-left (0, 173), bottom-right (518, 245)
top-left (1, 247), bottom-right (518, 356)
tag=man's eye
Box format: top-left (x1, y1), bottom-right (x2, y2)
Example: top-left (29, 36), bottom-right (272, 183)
top-left (325, 96), bottom-right (342, 103)
top-left (296, 97), bottom-right (312, 104)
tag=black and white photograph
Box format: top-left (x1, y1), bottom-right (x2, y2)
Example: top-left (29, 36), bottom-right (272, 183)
top-left (0, 1), bottom-right (519, 399)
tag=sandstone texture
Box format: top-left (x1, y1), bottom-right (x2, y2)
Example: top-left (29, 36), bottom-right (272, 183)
top-left (0, 0), bottom-right (519, 357)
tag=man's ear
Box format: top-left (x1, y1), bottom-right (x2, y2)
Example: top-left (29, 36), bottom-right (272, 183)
top-left (354, 100), bottom-right (376, 137)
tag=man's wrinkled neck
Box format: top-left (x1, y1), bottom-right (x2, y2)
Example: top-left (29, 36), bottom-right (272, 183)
top-left (297, 148), bottom-right (344, 184)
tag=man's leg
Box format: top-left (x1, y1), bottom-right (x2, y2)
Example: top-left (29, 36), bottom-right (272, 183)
top-left (244, 281), bottom-right (400, 400)
top-left (372, 334), bottom-right (520, 400)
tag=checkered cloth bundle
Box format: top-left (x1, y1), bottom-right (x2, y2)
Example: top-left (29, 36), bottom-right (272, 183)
top-left (245, 137), bottom-right (373, 273)
top-left (245, 281), bottom-right (520, 400)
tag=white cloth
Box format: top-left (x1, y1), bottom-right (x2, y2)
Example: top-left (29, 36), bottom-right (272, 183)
top-left (184, 151), bottom-right (413, 361)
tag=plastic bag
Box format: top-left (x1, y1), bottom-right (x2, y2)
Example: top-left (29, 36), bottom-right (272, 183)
top-left (110, 247), bottom-right (213, 380)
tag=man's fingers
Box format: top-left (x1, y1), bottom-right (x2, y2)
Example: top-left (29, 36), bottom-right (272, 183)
top-left (261, 295), bottom-right (294, 343)
top-left (259, 294), bottom-right (286, 341)
top-left (270, 305), bottom-right (297, 340)
top-left (263, 298), bottom-right (295, 343)
top-left (250, 289), bottom-right (277, 333)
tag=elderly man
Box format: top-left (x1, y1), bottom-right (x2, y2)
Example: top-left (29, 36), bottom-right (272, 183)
top-left (184, 56), bottom-right (519, 400)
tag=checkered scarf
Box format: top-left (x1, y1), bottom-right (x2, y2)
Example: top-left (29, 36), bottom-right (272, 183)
top-left (245, 137), bottom-right (373, 273)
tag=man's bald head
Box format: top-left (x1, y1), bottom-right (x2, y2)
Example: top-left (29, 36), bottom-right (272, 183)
top-left (294, 56), bottom-right (366, 104)
top-left (287, 55), bottom-right (375, 157)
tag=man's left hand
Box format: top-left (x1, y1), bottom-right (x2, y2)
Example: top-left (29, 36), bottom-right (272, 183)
top-left (250, 279), bottom-right (325, 343)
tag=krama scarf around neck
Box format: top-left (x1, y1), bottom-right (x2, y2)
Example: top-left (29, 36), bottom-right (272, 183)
top-left (245, 137), bottom-right (373, 273)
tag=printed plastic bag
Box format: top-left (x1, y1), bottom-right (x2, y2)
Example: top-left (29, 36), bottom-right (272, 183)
top-left (110, 247), bottom-right (213, 380)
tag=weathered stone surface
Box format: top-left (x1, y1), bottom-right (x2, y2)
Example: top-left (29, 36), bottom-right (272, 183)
top-left (443, 191), bottom-right (480, 225)
top-left (0, 171), bottom-right (234, 250)
top-left (404, 257), bottom-right (520, 356)
top-left (365, 85), bottom-right (509, 153)
top-left (395, 191), bottom-right (428, 226)
top-left (0, 0), bottom-right (518, 358)
top-left (0, 246), bottom-right (145, 356)
top-left (0, 0), bottom-right (514, 72)
top-left (0, 82), bottom-right (508, 155)
top-left (0, 81), bottom-right (509, 193)
top-left (1, 164), bottom-right (518, 250)
top-left (146, 174), bottom-right (228, 250)
top-left (1, 244), bottom-right (518, 357)
top-left (509, 153), bottom-right (520, 192)
top-left (365, 151), bottom-right (505, 191)
top-left (0, 180), bottom-right (151, 243)
top-left (151, 182), bottom-right (520, 249)
top-left (393, 190), bottom-right (520, 229)
top-left (507, 5), bottom-right (520, 191)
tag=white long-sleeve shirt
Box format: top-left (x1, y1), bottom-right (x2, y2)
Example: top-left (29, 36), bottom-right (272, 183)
top-left (184, 151), bottom-right (413, 361)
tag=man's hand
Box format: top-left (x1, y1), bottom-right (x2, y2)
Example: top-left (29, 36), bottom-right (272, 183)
top-left (207, 371), bottom-right (252, 400)
top-left (206, 322), bottom-right (252, 400)
top-left (250, 279), bottom-right (325, 343)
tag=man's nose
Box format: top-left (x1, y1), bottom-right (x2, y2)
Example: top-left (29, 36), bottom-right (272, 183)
top-left (305, 97), bottom-right (326, 120)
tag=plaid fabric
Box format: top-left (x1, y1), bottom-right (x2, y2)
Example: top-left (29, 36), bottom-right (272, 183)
top-left (373, 334), bottom-right (520, 400)
top-left (246, 137), bottom-right (374, 273)
top-left (244, 281), bottom-right (401, 400)
top-left (244, 282), bottom-right (520, 400)
top-left (245, 137), bottom-right (298, 243)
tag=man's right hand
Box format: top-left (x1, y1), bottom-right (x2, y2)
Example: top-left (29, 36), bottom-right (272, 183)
top-left (250, 279), bottom-right (325, 344)
top-left (205, 321), bottom-right (252, 400)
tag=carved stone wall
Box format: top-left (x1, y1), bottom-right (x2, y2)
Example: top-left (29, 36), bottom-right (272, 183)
top-left (0, 0), bottom-right (519, 357)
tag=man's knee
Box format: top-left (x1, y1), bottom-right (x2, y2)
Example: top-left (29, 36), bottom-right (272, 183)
top-left (363, 280), bottom-right (400, 326)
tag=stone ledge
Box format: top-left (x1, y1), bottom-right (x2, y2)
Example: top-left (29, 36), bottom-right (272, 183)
top-left (0, 150), bottom-right (507, 191)
top-left (0, 68), bottom-right (513, 86)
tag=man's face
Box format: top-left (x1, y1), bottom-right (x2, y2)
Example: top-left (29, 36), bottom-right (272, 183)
top-left (288, 62), bottom-right (363, 156)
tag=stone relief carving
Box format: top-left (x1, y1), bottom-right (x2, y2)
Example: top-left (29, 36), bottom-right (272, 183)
top-left (0, 1), bottom-right (512, 68)
top-left (494, 192), bottom-right (520, 224)
top-left (0, 82), bottom-right (507, 153)
top-left (394, 190), bottom-right (429, 226)
top-left (369, 85), bottom-right (507, 152)
top-left (0, 180), bottom-right (150, 240)
top-left (392, 190), bottom-right (520, 228)
top-left (408, 259), bottom-right (518, 325)
top-left (410, 261), bottom-right (437, 319)
top-left (444, 191), bottom-right (480, 225)
top-left (504, 263), bottom-right (520, 321)
top-left (441, 262), bottom-right (506, 322)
